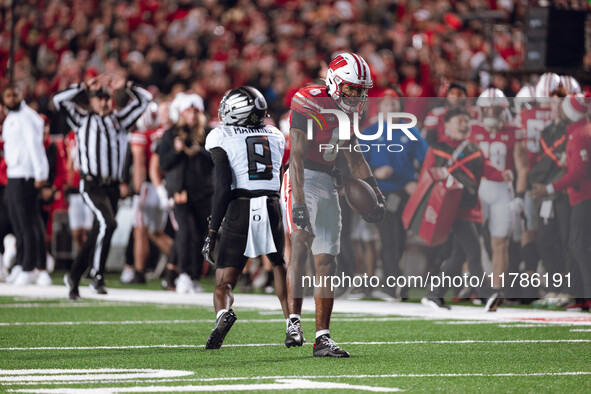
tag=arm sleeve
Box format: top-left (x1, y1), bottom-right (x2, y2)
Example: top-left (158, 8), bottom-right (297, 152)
top-left (208, 147), bottom-right (233, 232)
top-left (552, 133), bottom-right (588, 192)
top-left (116, 85), bottom-right (153, 131)
top-left (290, 110), bottom-right (309, 131)
top-left (52, 84), bottom-right (87, 132)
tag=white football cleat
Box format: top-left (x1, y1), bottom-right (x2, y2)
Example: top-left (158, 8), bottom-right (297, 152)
top-left (36, 270), bottom-right (53, 286)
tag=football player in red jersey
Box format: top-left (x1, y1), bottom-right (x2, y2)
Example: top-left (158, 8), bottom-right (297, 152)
top-left (469, 88), bottom-right (528, 311)
top-left (64, 130), bottom-right (94, 253)
top-left (122, 101), bottom-right (174, 285)
top-left (283, 53), bottom-right (385, 357)
top-left (514, 74), bottom-right (558, 278)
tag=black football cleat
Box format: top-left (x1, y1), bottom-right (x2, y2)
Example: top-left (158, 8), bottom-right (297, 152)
top-left (206, 309), bottom-right (237, 350)
top-left (285, 318), bottom-right (305, 348)
top-left (90, 274), bottom-right (108, 295)
top-left (313, 335), bottom-right (350, 358)
top-left (485, 291), bottom-right (504, 312)
top-left (64, 273), bottom-right (80, 301)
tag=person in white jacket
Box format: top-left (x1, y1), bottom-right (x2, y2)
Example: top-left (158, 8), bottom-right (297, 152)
top-left (2, 84), bottom-right (51, 287)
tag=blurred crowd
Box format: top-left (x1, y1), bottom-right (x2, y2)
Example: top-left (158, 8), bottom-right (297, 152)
top-left (3, 0), bottom-right (590, 125)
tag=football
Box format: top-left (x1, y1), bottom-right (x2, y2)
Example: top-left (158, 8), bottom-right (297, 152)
top-left (344, 178), bottom-right (378, 216)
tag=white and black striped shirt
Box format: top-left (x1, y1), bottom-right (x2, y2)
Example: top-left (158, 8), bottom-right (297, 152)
top-left (53, 83), bottom-right (152, 180)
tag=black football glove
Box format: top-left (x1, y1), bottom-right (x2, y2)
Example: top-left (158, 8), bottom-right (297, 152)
top-left (331, 167), bottom-right (344, 189)
top-left (202, 229), bottom-right (217, 266)
top-left (292, 203), bottom-right (313, 234)
top-left (363, 188), bottom-right (386, 223)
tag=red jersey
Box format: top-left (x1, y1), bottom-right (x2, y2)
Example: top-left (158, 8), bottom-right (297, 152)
top-left (552, 118), bottom-right (591, 206)
top-left (516, 107), bottom-right (553, 168)
top-left (469, 124), bottom-right (524, 171)
top-left (129, 127), bottom-right (165, 173)
top-left (290, 85), bottom-right (352, 169)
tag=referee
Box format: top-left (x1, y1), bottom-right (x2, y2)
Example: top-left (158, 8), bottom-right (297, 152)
top-left (53, 73), bottom-right (152, 299)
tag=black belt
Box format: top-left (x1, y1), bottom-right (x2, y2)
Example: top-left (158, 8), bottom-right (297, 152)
top-left (81, 174), bottom-right (119, 187)
top-left (232, 189), bottom-right (280, 200)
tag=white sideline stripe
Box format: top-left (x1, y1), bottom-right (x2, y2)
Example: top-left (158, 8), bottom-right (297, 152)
top-left (0, 302), bottom-right (151, 309)
top-left (2, 339), bottom-right (590, 351)
top-left (5, 371), bottom-right (591, 386)
top-left (0, 317), bottom-right (423, 327)
top-left (498, 324), bottom-right (554, 328)
top-left (0, 369), bottom-right (180, 375)
top-left (570, 329), bottom-right (591, 332)
top-left (436, 320), bottom-right (591, 327)
top-left (436, 320), bottom-right (515, 325)
top-left (8, 379), bottom-right (402, 393)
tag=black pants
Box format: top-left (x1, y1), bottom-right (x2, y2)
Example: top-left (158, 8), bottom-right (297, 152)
top-left (0, 186), bottom-right (14, 255)
top-left (570, 199), bottom-right (591, 299)
top-left (70, 180), bottom-right (120, 283)
top-left (537, 194), bottom-right (573, 292)
top-left (4, 178), bottom-right (46, 271)
top-left (377, 192), bottom-right (408, 295)
top-left (173, 197), bottom-right (210, 279)
top-left (429, 220), bottom-right (488, 299)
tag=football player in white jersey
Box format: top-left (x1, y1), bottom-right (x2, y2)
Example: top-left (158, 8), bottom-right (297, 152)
top-left (202, 86), bottom-right (288, 349)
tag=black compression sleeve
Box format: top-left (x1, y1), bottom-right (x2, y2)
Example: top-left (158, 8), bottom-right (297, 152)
top-left (209, 147), bottom-right (233, 232)
top-left (290, 110), bottom-right (309, 131)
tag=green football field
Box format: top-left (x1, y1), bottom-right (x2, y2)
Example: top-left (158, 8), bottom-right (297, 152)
top-left (1, 274), bottom-right (591, 393)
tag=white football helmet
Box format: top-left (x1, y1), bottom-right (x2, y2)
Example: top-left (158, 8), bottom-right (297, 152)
top-left (560, 75), bottom-right (581, 94)
top-left (477, 88), bottom-right (510, 131)
top-left (325, 52), bottom-right (373, 113)
top-left (535, 72), bottom-right (560, 102)
top-left (218, 86), bottom-right (268, 128)
top-left (515, 85), bottom-right (535, 113)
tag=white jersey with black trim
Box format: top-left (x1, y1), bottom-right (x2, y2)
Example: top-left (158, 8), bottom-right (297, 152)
top-left (205, 124), bottom-right (285, 191)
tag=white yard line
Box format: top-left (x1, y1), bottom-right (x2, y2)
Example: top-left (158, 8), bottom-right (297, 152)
top-left (1, 283), bottom-right (590, 325)
top-left (1, 339), bottom-right (589, 351)
top-left (8, 379), bottom-right (402, 393)
top-left (5, 372), bottom-right (591, 392)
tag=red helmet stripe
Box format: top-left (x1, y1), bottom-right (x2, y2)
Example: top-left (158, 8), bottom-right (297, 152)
top-left (330, 55), bottom-right (347, 71)
top-left (351, 53), bottom-right (364, 80)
